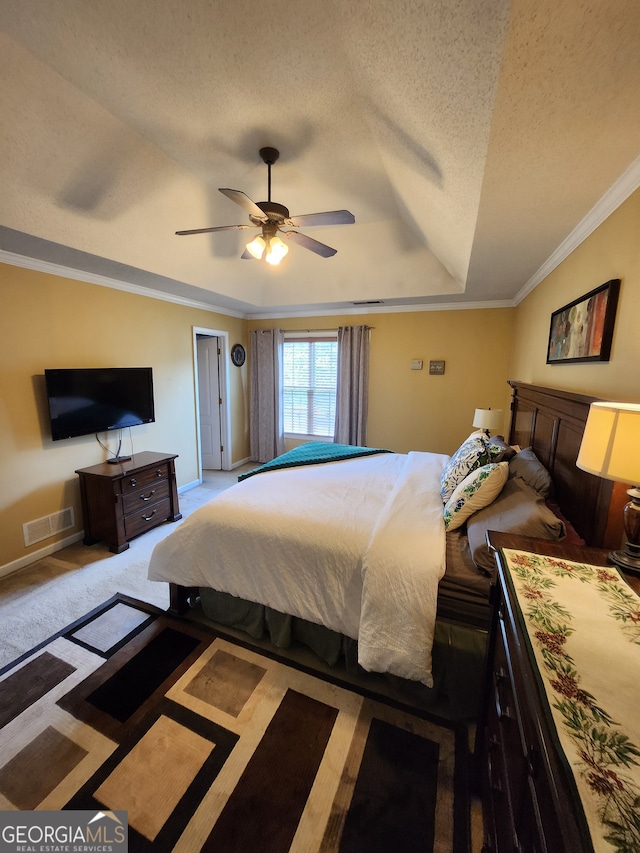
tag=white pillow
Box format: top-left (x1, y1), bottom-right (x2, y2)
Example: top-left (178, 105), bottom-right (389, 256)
top-left (443, 461), bottom-right (509, 531)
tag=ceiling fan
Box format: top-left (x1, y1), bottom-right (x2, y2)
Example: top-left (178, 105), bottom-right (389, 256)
top-left (176, 147), bottom-right (355, 265)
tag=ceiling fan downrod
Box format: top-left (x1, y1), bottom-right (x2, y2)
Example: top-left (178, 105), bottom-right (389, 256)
top-left (259, 147), bottom-right (279, 202)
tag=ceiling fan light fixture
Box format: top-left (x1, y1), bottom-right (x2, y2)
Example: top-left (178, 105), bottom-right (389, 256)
top-left (177, 148), bottom-right (354, 261)
top-left (246, 234), bottom-right (266, 260)
top-left (265, 235), bottom-right (289, 266)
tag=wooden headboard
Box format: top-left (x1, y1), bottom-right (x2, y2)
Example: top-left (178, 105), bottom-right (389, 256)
top-left (507, 381), bottom-right (626, 549)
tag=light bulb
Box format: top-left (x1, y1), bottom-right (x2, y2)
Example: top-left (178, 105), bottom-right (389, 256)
top-left (246, 235), bottom-right (266, 260)
top-left (265, 235), bottom-right (289, 266)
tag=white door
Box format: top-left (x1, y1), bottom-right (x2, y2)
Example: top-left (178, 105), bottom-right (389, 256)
top-left (197, 336), bottom-right (222, 470)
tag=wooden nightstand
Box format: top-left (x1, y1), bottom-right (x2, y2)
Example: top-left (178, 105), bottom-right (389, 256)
top-left (76, 451), bottom-right (182, 553)
top-left (479, 532), bottom-right (640, 853)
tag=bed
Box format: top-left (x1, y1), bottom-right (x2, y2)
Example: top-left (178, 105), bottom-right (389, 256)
top-left (148, 381), bottom-right (623, 719)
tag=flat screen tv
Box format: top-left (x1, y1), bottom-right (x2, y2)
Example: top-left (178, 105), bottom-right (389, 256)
top-left (45, 367), bottom-right (155, 442)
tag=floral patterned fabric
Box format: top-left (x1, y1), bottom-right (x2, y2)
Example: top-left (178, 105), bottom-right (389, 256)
top-left (443, 461), bottom-right (508, 531)
top-left (502, 548), bottom-right (640, 853)
top-left (439, 433), bottom-right (491, 503)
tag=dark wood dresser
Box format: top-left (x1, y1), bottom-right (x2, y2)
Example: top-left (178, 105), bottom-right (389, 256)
top-left (480, 532), bottom-right (640, 853)
top-left (76, 451), bottom-right (182, 553)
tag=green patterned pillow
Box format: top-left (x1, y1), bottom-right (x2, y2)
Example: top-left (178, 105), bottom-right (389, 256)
top-left (440, 434), bottom-right (491, 503)
top-left (443, 462), bottom-right (509, 531)
top-left (486, 436), bottom-right (517, 463)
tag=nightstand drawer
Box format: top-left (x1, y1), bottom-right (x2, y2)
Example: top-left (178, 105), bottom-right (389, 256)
top-left (485, 740), bottom-right (517, 852)
top-left (120, 463), bottom-right (169, 494)
top-left (124, 497), bottom-right (171, 538)
top-left (121, 478), bottom-right (170, 515)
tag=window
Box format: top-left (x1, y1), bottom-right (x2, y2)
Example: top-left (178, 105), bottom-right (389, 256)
top-left (283, 335), bottom-right (338, 437)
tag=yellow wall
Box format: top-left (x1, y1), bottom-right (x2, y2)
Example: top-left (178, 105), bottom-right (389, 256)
top-left (511, 188), bottom-right (640, 401)
top-left (3, 182), bottom-right (637, 572)
top-left (249, 308), bottom-right (515, 455)
top-left (0, 262), bottom-right (249, 568)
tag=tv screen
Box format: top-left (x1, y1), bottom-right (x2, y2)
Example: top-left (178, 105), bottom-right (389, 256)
top-left (45, 367), bottom-right (155, 441)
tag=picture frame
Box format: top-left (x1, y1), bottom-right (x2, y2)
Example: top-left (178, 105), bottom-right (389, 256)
top-left (546, 279), bottom-right (620, 364)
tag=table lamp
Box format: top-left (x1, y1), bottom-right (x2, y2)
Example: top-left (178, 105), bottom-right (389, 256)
top-left (473, 408), bottom-right (503, 437)
top-left (576, 401), bottom-right (640, 573)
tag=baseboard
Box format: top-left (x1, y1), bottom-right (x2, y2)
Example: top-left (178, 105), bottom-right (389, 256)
top-left (0, 530), bottom-right (85, 580)
top-left (1, 468), bottom-right (250, 580)
top-left (231, 456), bottom-right (252, 469)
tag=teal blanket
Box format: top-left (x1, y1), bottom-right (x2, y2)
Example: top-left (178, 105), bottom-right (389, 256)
top-left (238, 442), bottom-right (393, 481)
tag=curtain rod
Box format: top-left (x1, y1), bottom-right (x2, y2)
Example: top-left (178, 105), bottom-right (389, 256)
top-left (286, 326), bottom-right (375, 332)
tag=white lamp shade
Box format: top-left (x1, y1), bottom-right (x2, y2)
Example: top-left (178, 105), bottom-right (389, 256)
top-left (265, 235), bottom-right (288, 265)
top-left (576, 402), bottom-right (640, 484)
top-left (246, 235), bottom-right (266, 259)
top-left (472, 408), bottom-right (503, 432)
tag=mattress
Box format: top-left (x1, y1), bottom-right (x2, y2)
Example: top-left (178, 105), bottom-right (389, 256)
top-left (149, 451), bottom-right (450, 686)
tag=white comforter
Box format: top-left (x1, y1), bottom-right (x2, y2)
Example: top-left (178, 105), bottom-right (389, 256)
top-left (148, 450), bottom-right (448, 685)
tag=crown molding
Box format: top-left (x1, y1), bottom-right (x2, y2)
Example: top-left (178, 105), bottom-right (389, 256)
top-left (0, 250), bottom-right (247, 319)
top-left (1, 248), bottom-right (514, 317)
top-left (247, 298), bottom-right (515, 320)
top-left (515, 153), bottom-right (640, 305)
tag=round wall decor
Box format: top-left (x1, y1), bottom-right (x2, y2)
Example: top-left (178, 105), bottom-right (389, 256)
top-left (231, 343), bottom-right (246, 367)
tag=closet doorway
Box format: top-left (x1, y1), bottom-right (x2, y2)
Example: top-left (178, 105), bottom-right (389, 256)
top-left (193, 327), bottom-right (231, 475)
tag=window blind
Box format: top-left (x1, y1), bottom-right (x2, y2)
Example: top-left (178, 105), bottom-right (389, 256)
top-left (283, 337), bottom-right (338, 437)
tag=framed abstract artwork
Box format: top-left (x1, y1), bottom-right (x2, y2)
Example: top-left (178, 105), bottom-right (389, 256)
top-left (546, 279), bottom-right (620, 364)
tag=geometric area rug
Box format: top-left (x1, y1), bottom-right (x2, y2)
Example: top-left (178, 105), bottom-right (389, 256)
top-left (0, 594), bottom-right (470, 852)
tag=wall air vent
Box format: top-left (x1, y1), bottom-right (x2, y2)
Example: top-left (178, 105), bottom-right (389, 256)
top-left (23, 507), bottom-right (75, 547)
top-left (352, 300), bottom-right (384, 305)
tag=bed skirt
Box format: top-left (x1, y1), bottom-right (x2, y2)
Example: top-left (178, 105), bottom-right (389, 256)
top-left (198, 587), bottom-right (487, 721)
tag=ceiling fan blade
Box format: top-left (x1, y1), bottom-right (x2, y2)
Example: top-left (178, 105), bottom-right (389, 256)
top-left (241, 248), bottom-right (256, 259)
top-left (219, 188), bottom-right (267, 220)
top-left (285, 210), bottom-right (355, 227)
top-left (284, 230), bottom-right (337, 258)
top-left (175, 224), bottom-right (252, 235)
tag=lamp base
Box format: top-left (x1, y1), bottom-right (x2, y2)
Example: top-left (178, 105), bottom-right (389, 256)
top-left (608, 548), bottom-right (640, 576)
top-left (608, 488), bottom-right (640, 575)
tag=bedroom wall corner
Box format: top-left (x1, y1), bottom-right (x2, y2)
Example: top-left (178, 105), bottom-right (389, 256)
top-left (0, 261), bottom-right (249, 570)
top-left (510, 187), bottom-right (640, 401)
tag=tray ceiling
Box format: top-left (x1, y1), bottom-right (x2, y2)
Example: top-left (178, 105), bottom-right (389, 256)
top-left (1, 0), bottom-right (639, 316)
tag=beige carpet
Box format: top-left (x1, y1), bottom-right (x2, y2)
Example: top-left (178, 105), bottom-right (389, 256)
top-left (0, 468), bottom-right (250, 670)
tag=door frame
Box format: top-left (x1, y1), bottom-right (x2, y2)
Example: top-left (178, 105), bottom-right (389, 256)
top-left (192, 326), bottom-right (231, 474)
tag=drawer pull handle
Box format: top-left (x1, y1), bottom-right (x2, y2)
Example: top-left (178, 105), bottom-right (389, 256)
top-left (142, 509), bottom-right (158, 522)
top-left (495, 667), bottom-right (508, 684)
top-left (129, 478), bottom-right (137, 487)
top-left (487, 754), bottom-right (502, 794)
top-left (496, 693), bottom-right (512, 722)
top-left (156, 469), bottom-right (164, 478)
top-left (139, 490), bottom-right (156, 502)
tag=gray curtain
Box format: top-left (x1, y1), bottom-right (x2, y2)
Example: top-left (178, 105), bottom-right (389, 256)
top-left (334, 325), bottom-right (371, 446)
top-left (249, 328), bottom-right (285, 462)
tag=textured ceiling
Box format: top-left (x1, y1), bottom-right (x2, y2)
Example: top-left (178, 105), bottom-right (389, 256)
top-left (1, 0), bottom-right (639, 317)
